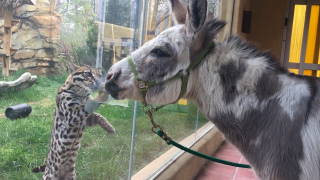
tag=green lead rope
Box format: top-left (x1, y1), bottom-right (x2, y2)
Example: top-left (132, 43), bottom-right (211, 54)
top-left (157, 130), bottom-right (252, 169)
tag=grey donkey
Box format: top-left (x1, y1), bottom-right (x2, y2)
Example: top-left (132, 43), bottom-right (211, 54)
top-left (105, 0), bottom-right (320, 179)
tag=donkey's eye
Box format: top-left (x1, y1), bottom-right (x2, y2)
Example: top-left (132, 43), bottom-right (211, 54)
top-left (151, 49), bottom-right (169, 57)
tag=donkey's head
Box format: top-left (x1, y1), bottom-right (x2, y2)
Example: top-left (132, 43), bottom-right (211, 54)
top-left (105, 0), bottom-right (225, 104)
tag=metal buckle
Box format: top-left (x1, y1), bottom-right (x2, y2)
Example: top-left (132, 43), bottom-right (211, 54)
top-left (137, 81), bottom-right (148, 89)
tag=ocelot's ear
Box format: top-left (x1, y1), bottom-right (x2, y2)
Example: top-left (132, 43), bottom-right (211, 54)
top-left (186, 0), bottom-right (207, 34)
top-left (168, 0), bottom-right (187, 25)
top-left (66, 61), bottom-right (80, 72)
top-left (73, 64), bottom-right (81, 70)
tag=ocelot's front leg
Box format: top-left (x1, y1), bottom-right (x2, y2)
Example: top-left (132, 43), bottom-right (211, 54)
top-left (84, 89), bottom-right (108, 113)
top-left (86, 113), bottom-right (115, 134)
top-left (85, 88), bottom-right (115, 134)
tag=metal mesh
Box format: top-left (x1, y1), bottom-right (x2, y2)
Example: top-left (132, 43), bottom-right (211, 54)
top-left (155, 0), bottom-right (170, 36)
top-left (208, 0), bottom-right (221, 18)
top-left (152, 0), bottom-right (221, 37)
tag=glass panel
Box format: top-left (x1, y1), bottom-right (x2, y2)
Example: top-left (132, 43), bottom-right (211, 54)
top-left (130, 0), bottom-right (219, 178)
top-left (288, 5), bottom-right (307, 64)
top-left (0, 0), bottom-right (217, 179)
top-left (0, 0), bottom-right (136, 179)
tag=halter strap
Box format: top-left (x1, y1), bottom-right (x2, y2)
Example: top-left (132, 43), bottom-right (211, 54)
top-left (128, 41), bottom-right (215, 108)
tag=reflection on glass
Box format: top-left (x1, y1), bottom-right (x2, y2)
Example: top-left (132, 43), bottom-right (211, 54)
top-left (289, 68), bottom-right (299, 74)
top-left (304, 5), bottom-right (320, 76)
top-left (288, 5), bottom-right (306, 68)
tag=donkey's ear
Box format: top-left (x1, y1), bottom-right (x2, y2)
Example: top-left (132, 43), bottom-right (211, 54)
top-left (204, 19), bottom-right (227, 38)
top-left (168, 0), bottom-right (187, 24)
top-left (186, 0), bottom-right (207, 33)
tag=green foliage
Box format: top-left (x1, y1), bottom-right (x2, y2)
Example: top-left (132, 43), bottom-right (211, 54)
top-left (57, 0), bottom-right (96, 65)
top-left (57, 0), bottom-right (132, 67)
top-left (86, 20), bottom-right (99, 57)
top-left (105, 0), bottom-right (132, 28)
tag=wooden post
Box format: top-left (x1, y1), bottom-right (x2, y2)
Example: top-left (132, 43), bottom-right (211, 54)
top-left (2, 4), bottom-right (13, 76)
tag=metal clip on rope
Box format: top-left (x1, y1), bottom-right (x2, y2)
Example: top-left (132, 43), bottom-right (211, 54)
top-left (146, 109), bottom-right (163, 134)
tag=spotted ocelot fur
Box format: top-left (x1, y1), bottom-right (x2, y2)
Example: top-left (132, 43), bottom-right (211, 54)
top-left (32, 65), bottom-right (115, 180)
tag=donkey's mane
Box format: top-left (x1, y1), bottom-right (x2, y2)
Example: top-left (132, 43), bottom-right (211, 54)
top-left (223, 36), bottom-right (289, 74)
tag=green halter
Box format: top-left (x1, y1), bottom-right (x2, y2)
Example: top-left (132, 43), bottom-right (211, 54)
top-left (127, 41), bottom-right (215, 108)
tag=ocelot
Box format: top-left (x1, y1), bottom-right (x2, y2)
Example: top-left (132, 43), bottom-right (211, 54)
top-left (32, 65), bottom-right (115, 180)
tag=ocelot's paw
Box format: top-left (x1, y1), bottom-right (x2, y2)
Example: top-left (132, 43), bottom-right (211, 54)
top-left (95, 89), bottom-right (108, 103)
top-left (102, 119), bottom-right (115, 134)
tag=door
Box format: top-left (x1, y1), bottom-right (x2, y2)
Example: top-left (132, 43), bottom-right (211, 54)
top-left (282, 0), bottom-right (320, 76)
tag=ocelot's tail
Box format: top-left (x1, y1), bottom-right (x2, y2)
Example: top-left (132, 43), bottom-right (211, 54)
top-left (32, 165), bottom-right (46, 173)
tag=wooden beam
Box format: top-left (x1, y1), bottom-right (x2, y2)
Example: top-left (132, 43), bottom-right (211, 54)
top-left (2, 56), bottom-right (10, 76)
top-left (11, 18), bottom-right (20, 26)
top-left (0, 8), bottom-right (4, 18)
top-left (3, 5), bottom-right (13, 27)
top-left (2, 4), bottom-right (13, 76)
top-left (0, 47), bottom-right (18, 56)
top-left (3, 27), bottom-right (12, 56)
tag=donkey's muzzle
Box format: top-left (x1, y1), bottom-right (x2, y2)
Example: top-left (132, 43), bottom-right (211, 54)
top-left (105, 70), bottom-right (124, 99)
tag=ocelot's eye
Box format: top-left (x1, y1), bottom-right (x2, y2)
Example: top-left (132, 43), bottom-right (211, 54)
top-left (151, 49), bottom-right (169, 57)
top-left (84, 72), bottom-right (93, 77)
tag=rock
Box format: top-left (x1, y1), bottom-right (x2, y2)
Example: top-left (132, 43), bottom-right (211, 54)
top-left (13, 50), bottom-right (35, 60)
top-left (12, 25), bottom-right (19, 33)
top-left (35, 49), bottom-right (48, 58)
top-left (21, 59), bottom-right (37, 68)
top-left (0, 72), bottom-right (37, 97)
top-left (5, 0), bottom-right (62, 76)
top-left (38, 27), bottom-right (60, 38)
top-left (28, 67), bottom-right (60, 76)
top-left (29, 14), bottom-right (62, 29)
top-left (23, 38), bottom-right (44, 49)
top-left (15, 5), bottom-right (37, 18)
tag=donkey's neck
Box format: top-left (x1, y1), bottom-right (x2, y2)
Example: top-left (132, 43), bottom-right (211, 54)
top-left (186, 38), bottom-right (310, 149)
top-left (185, 38), bottom-right (316, 179)
top-left (187, 41), bottom-right (271, 121)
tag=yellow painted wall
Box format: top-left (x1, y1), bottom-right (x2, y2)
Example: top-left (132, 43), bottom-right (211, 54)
top-left (232, 0), bottom-right (251, 39)
top-left (218, 0), bottom-right (235, 41)
top-left (245, 0), bottom-right (287, 62)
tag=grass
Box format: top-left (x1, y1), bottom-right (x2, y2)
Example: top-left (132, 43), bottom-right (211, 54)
top-left (0, 70), bottom-right (207, 180)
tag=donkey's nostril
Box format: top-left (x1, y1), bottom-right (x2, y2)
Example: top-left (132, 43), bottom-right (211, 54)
top-left (106, 73), bottom-right (113, 81)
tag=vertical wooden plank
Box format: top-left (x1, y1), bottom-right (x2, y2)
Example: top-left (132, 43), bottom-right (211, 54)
top-left (2, 4), bottom-right (13, 76)
top-left (3, 27), bottom-right (12, 57)
top-left (3, 56), bottom-right (10, 76)
top-left (4, 5), bottom-right (13, 27)
top-left (0, 56), bottom-right (3, 76)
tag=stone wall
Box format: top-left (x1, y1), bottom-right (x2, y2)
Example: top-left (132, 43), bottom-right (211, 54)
top-left (0, 0), bottom-right (62, 75)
